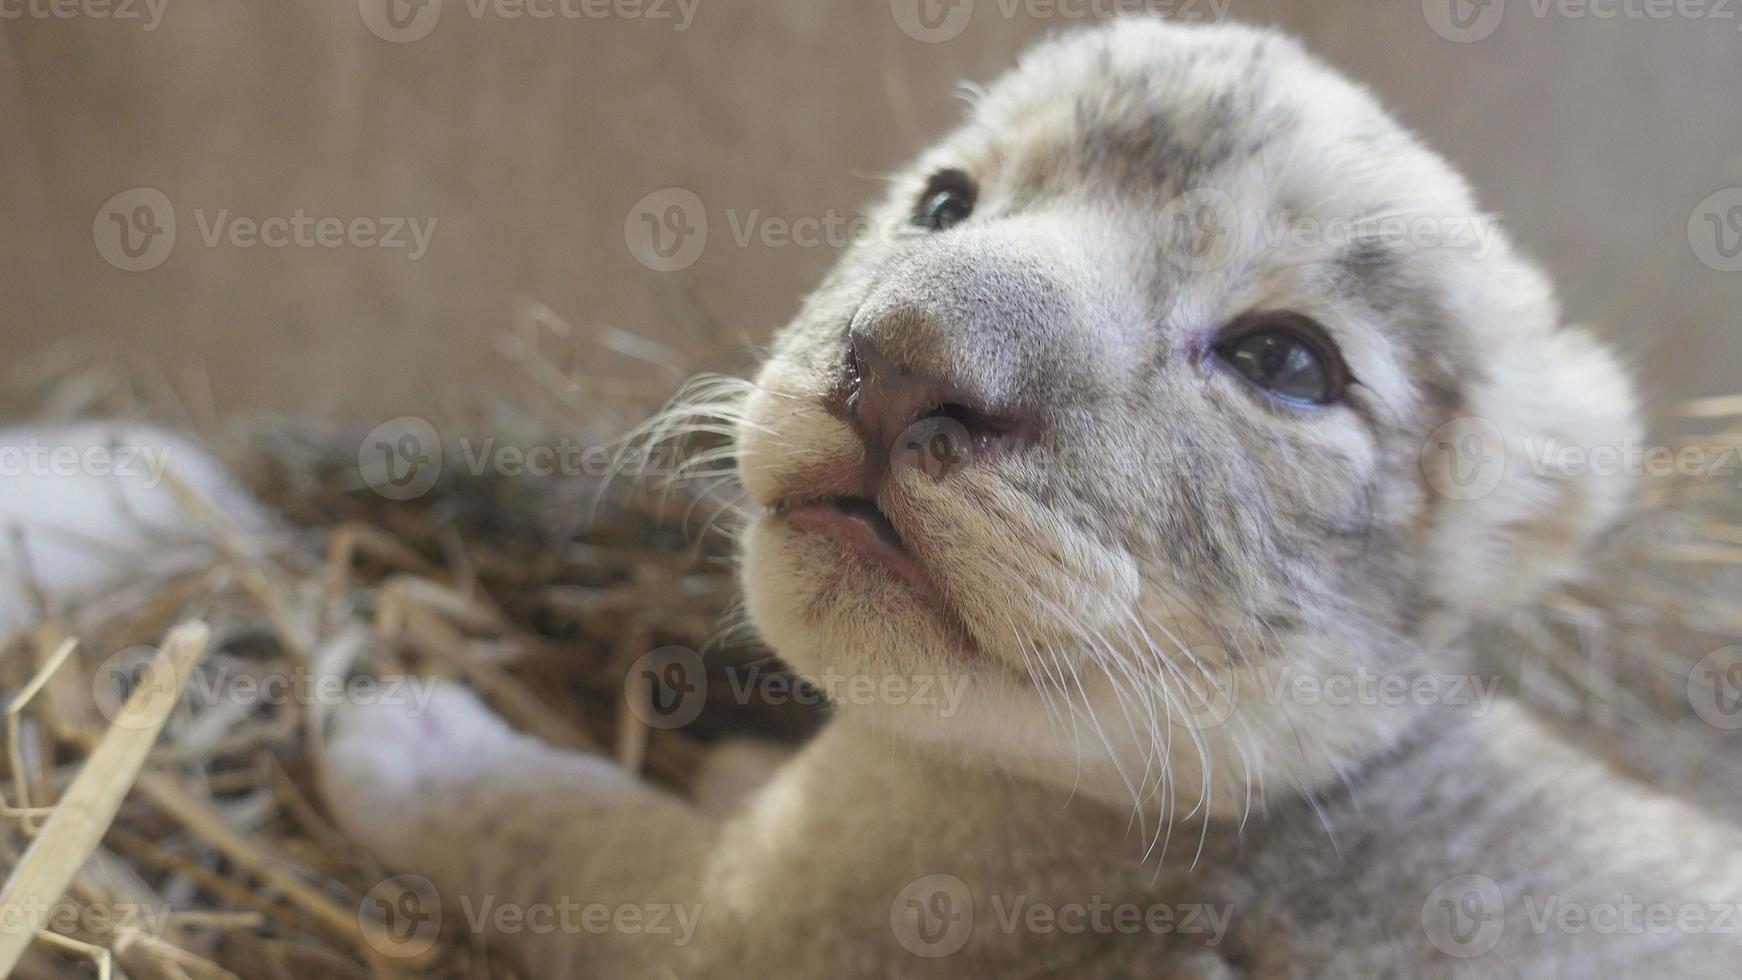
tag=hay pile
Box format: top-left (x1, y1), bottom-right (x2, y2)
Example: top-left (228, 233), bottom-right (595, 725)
top-left (0, 321), bottom-right (820, 978)
top-left (1, 327), bottom-right (1740, 978)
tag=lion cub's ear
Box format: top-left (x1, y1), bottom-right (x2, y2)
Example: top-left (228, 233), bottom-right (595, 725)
top-left (1422, 324), bottom-right (1642, 617)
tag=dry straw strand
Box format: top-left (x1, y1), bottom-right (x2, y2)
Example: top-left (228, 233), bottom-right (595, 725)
top-left (0, 620), bottom-right (211, 976)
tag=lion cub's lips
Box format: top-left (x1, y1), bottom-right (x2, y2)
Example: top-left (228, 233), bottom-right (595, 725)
top-left (777, 497), bottom-right (938, 598)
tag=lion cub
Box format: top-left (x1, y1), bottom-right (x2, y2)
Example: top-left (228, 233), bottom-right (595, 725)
top-left (322, 19), bottom-right (1742, 978)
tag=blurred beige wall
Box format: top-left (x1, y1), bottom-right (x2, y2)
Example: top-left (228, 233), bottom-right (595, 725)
top-left (4, 0), bottom-right (1740, 420)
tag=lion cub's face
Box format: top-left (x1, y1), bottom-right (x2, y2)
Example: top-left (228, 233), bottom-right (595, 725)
top-left (733, 20), bottom-right (1637, 815)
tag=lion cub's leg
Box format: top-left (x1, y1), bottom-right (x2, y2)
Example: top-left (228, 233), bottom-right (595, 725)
top-left (321, 683), bottom-right (715, 976)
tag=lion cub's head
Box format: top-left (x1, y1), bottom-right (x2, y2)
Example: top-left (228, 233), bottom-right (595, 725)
top-left (730, 19), bottom-right (1638, 822)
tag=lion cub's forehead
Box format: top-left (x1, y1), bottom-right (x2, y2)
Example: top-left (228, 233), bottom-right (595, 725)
top-left (953, 22), bottom-right (1423, 212)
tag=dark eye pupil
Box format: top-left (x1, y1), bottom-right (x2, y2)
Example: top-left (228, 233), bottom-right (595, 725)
top-left (1222, 330), bottom-right (1333, 404)
top-left (921, 190), bottom-right (972, 230)
top-left (914, 170), bottom-right (976, 231)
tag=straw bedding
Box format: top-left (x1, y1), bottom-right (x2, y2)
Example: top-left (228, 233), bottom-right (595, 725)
top-left (1, 338), bottom-right (1739, 978)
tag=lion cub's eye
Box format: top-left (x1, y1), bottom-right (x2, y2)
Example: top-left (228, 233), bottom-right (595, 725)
top-left (1213, 313), bottom-right (1347, 406)
top-left (913, 169), bottom-right (976, 232)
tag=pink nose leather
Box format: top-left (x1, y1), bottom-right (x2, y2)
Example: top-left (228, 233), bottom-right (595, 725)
top-left (843, 336), bottom-right (1033, 489)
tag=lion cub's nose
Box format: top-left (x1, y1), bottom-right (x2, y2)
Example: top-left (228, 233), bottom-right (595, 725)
top-left (843, 334), bottom-right (1032, 483)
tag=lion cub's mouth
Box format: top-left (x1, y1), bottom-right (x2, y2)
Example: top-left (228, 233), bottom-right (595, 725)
top-left (773, 492), bottom-right (987, 657)
top-left (783, 490), bottom-right (961, 591)
top-left (776, 495), bottom-right (940, 597)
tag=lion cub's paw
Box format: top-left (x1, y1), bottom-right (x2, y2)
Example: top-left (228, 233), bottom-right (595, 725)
top-left (321, 680), bottom-right (639, 869)
top-left (320, 681), bottom-right (522, 864)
